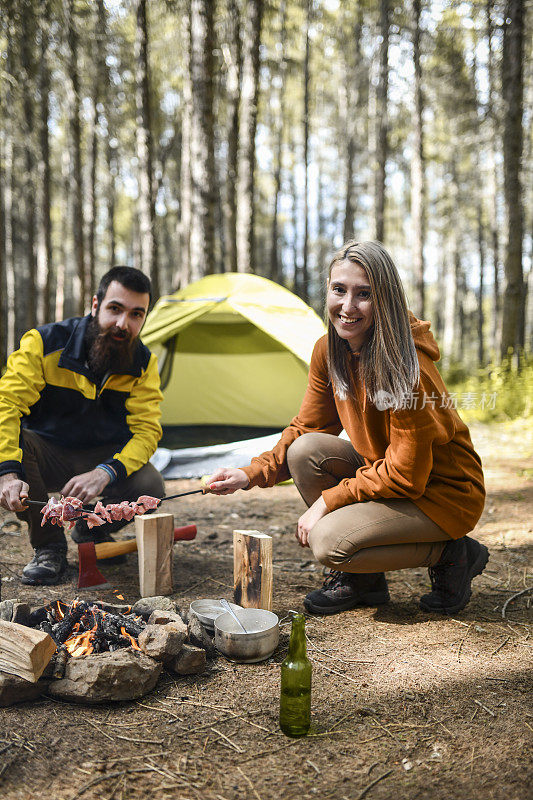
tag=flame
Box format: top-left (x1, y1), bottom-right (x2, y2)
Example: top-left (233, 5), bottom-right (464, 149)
top-left (113, 591), bottom-right (125, 600)
top-left (45, 599), bottom-right (142, 657)
top-left (121, 627), bottom-right (141, 651)
top-left (64, 625), bottom-right (96, 657)
top-left (53, 600), bottom-right (67, 620)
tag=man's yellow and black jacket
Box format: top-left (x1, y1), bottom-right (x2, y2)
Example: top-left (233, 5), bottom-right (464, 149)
top-left (0, 315), bottom-right (163, 481)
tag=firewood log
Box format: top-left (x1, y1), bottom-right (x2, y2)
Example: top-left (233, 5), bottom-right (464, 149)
top-left (0, 620), bottom-right (56, 682)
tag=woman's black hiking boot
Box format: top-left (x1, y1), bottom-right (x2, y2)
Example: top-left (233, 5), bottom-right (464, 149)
top-left (419, 536), bottom-right (489, 614)
top-left (304, 570), bottom-right (390, 615)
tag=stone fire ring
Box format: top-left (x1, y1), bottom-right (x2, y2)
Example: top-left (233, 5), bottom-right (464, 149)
top-left (48, 648), bottom-right (162, 704)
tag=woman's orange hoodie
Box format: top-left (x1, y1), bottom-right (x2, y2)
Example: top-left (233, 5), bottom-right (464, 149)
top-left (242, 318), bottom-right (485, 540)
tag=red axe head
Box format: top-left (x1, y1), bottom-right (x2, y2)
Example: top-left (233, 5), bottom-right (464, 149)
top-left (77, 542), bottom-right (111, 590)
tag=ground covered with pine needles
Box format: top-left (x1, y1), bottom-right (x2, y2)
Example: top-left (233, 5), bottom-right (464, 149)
top-left (0, 418), bottom-right (531, 800)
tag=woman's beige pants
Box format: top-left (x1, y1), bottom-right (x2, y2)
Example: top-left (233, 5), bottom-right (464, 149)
top-left (287, 433), bottom-right (451, 573)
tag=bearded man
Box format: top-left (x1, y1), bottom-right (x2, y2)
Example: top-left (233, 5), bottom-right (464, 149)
top-left (0, 266), bottom-right (165, 585)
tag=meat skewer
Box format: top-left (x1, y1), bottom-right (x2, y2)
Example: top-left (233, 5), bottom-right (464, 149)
top-left (37, 494), bottom-right (163, 529)
top-left (31, 485), bottom-right (211, 529)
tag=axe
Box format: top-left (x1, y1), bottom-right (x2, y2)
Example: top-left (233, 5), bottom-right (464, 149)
top-left (77, 524), bottom-right (197, 589)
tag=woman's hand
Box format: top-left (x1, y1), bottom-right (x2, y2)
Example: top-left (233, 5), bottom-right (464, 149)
top-left (296, 495), bottom-right (328, 547)
top-left (207, 468), bottom-right (250, 495)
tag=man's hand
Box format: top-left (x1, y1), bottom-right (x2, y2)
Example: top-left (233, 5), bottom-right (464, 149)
top-left (207, 468), bottom-right (250, 495)
top-left (296, 495), bottom-right (328, 548)
top-left (0, 473), bottom-right (29, 512)
top-left (60, 468), bottom-right (111, 504)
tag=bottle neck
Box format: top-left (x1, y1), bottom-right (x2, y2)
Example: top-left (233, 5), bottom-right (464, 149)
top-left (289, 614), bottom-right (307, 659)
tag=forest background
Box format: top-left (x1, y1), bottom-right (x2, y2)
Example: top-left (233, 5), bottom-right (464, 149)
top-left (0, 0), bottom-right (531, 421)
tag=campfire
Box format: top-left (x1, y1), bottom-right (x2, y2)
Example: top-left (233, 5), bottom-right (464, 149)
top-left (33, 599), bottom-right (145, 659)
top-left (0, 595), bottom-right (211, 705)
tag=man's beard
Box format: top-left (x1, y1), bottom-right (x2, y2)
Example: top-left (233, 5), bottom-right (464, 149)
top-left (85, 315), bottom-right (137, 380)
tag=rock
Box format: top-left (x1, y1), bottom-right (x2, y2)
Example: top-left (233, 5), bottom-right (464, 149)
top-left (148, 609), bottom-right (185, 628)
top-left (138, 624), bottom-right (186, 662)
top-left (0, 600), bottom-right (31, 626)
top-left (132, 597), bottom-right (177, 619)
top-left (48, 650), bottom-right (162, 704)
top-left (188, 614), bottom-right (217, 660)
top-left (0, 671), bottom-right (46, 706)
top-left (167, 644), bottom-right (206, 675)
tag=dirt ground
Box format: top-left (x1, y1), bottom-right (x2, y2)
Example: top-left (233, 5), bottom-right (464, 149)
top-left (0, 419), bottom-right (531, 800)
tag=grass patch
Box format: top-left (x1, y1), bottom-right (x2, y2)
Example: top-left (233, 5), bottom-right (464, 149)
top-left (443, 357), bottom-right (533, 423)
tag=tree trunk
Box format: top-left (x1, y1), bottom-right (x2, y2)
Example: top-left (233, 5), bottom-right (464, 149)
top-left (411, 0), bottom-right (426, 319)
top-left (4, 19), bottom-right (16, 355)
top-left (374, 0), bottom-right (389, 243)
top-left (88, 100), bottom-right (98, 298)
top-left (177, 9), bottom-right (192, 287)
top-left (37, 1), bottom-right (52, 325)
top-left (222, 0), bottom-right (241, 274)
top-left (316, 155), bottom-right (328, 275)
top-left (55, 149), bottom-right (70, 322)
top-left (20, 0), bottom-right (37, 329)
top-left (442, 161), bottom-right (462, 370)
top-left (289, 157), bottom-right (298, 292)
top-left (236, 0), bottom-right (263, 273)
top-left (107, 138), bottom-right (117, 267)
top-left (477, 196), bottom-right (485, 367)
top-left (0, 109), bottom-right (5, 367)
top-left (269, 0), bottom-right (287, 284)
top-left (87, 0), bottom-right (108, 296)
top-left (64, 0), bottom-right (85, 314)
top-left (486, 0), bottom-right (501, 358)
top-left (434, 234), bottom-right (445, 343)
top-left (95, 0), bottom-right (115, 276)
top-left (342, 3), bottom-right (363, 243)
top-left (300, 0), bottom-right (311, 302)
top-left (189, 0), bottom-right (216, 280)
top-left (500, 0), bottom-right (525, 360)
top-left (135, 0), bottom-right (159, 298)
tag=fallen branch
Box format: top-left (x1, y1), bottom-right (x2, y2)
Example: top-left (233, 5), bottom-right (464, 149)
top-left (490, 636), bottom-right (511, 656)
top-left (474, 699), bottom-right (496, 717)
top-left (210, 727), bottom-right (245, 753)
top-left (237, 766), bottom-right (262, 800)
top-left (502, 587), bottom-right (532, 619)
top-left (355, 769), bottom-right (393, 800)
top-left (70, 766), bottom-right (163, 799)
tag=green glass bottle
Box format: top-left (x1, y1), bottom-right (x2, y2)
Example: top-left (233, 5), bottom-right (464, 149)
top-left (279, 613), bottom-right (312, 737)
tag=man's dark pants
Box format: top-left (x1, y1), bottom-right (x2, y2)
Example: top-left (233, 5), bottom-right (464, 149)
top-left (18, 429), bottom-right (165, 549)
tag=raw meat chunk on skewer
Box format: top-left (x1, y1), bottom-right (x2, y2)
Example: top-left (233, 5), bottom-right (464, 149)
top-left (40, 494), bottom-right (162, 528)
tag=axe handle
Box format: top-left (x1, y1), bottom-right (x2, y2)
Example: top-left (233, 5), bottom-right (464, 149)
top-left (93, 524), bottom-right (197, 560)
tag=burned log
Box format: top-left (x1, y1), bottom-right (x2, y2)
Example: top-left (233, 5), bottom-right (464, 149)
top-left (51, 646), bottom-right (70, 679)
top-left (52, 601), bottom-right (90, 644)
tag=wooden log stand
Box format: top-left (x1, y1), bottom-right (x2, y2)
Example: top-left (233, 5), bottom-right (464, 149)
top-left (233, 530), bottom-right (273, 611)
top-left (135, 513), bottom-right (174, 597)
top-left (0, 620), bottom-right (56, 682)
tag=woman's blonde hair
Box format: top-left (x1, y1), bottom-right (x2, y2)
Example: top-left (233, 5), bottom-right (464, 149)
top-left (326, 240), bottom-right (419, 409)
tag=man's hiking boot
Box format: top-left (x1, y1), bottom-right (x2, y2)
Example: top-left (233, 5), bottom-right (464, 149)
top-left (21, 544), bottom-right (68, 585)
top-left (71, 520), bottom-right (127, 564)
top-left (419, 536), bottom-right (489, 614)
top-left (303, 570), bottom-right (390, 615)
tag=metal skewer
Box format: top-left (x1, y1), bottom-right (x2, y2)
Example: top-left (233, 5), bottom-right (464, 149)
top-left (162, 488), bottom-right (210, 502)
top-left (24, 499), bottom-right (95, 513)
top-left (24, 485), bottom-right (211, 514)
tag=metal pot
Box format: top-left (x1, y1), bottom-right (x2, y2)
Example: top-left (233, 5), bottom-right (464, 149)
top-left (189, 599), bottom-right (243, 633)
top-left (214, 608), bottom-right (279, 663)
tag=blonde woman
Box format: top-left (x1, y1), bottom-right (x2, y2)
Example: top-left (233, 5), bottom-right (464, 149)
top-left (209, 241), bottom-right (488, 615)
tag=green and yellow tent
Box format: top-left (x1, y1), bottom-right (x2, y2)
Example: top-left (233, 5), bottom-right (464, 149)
top-left (141, 273), bottom-right (326, 429)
